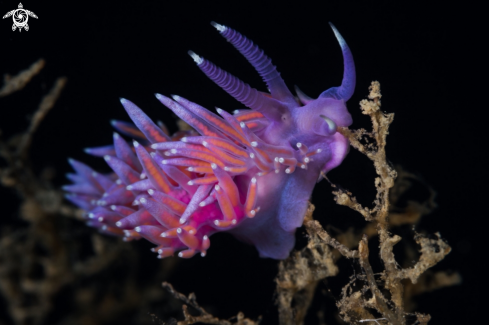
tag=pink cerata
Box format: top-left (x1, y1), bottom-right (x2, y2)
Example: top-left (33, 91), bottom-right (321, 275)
top-left (64, 22), bottom-right (355, 259)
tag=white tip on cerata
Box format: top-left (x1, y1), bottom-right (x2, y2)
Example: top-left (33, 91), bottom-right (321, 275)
top-left (214, 220), bottom-right (220, 226)
top-left (285, 168), bottom-right (291, 174)
top-left (181, 137), bottom-right (187, 142)
top-left (104, 155), bottom-right (111, 161)
top-left (135, 226), bottom-right (141, 233)
top-left (251, 177), bottom-right (257, 183)
top-left (116, 221), bottom-right (122, 227)
top-left (119, 98), bottom-right (127, 104)
top-left (160, 232), bottom-right (167, 238)
top-left (214, 185), bottom-right (220, 191)
top-left (133, 141), bottom-right (139, 147)
top-left (188, 50), bottom-right (204, 65)
top-left (98, 217), bottom-right (104, 222)
top-left (116, 179), bottom-right (122, 185)
top-left (232, 219), bottom-right (237, 224)
top-left (249, 152), bottom-right (255, 158)
top-left (178, 252), bottom-right (183, 258)
top-left (233, 110), bottom-right (240, 115)
top-left (171, 94), bottom-right (180, 101)
top-left (139, 197), bottom-right (147, 204)
top-left (216, 107), bottom-right (223, 114)
top-left (296, 142), bottom-right (302, 148)
top-left (147, 189), bottom-right (155, 195)
top-left (179, 217), bottom-right (186, 224)
top-left (188, 180), bottom-right (194, 185)
top-left (203, 235), bottom-right (208, 240)
top-left (176, 228), bottom-right (182, 234)
top-left (201, 252), bottom-right (206, 257)
top-left (140, 173), bottom-right (146, 179)
top-left (240, 122), bottom-right (246, 128)
top-left (126, 185), bottom-right (133, 190)
top-left (162, 160), bottom-right (168, 164)
top-left (110, 205), bottom-right (116, 210)
top-left (251, 141), bottom-right (258, 147)
top-left (150, 144), bottom-right (157, 149)
top-left (199, 201), bottom-right (206, 207)
top-left (150, 152), bottom-right (156, 158)
top-left (211, 163), bottom-right (217, 169)
top-left (202, 141), bottom-right (208, 147)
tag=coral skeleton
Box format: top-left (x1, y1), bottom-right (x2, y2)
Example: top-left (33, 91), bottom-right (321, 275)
top-left (64, 22), bottom-right (355, 259)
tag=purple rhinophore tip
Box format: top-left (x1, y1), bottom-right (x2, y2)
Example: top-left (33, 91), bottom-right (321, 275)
top-left (188, 52), bottom-right (286, 121)
top-left (212, 22), bottom-right (295, 105)
top-left (320, 23), bottom-right (356, 101)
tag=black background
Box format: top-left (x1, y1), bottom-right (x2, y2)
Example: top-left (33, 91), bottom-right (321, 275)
top-left (0, 1), bottom-right (483, 324)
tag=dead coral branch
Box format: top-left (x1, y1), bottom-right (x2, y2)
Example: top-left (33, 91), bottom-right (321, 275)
top-left (162, 282), bottom-right (260, 325)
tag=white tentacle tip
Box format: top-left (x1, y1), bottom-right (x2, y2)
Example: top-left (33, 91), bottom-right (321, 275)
top-left (188, 50), bottom-right (203, 65)
top-left (210, 21), bottom-right (227, 32)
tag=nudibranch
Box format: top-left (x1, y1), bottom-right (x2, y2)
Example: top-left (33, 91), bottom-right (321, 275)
top-left (64, 22), bottom-right (355, 259)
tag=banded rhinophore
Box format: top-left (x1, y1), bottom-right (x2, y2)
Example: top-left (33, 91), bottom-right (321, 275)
top-left (65, 22), bottom-right (355, 259)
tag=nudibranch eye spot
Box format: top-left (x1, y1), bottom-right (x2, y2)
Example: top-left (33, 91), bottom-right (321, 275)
top-left (65, 22), bottom-right (355, 260)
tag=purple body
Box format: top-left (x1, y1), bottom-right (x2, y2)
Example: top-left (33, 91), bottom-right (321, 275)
top-left (65, 22), bottom-right (355, 259)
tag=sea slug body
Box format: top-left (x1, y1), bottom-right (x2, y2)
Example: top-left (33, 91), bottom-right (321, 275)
top-left (65, 22), bottom-right (355, 259)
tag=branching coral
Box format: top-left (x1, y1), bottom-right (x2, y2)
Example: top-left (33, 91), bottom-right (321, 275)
top-left (274, 81), bottom-right (458, 325)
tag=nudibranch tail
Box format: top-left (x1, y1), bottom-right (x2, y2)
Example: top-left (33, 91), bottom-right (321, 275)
top-left (65, 22), bottom-right (356, 260)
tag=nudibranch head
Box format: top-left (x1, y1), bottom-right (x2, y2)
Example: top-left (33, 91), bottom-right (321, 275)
top-left (65, 22), bottom-right (355, 259)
